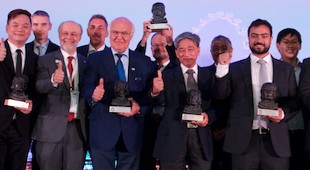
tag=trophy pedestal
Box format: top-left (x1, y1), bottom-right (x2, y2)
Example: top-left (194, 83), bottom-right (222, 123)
top-left (109, 106), bottom-right (131, 113)
top-left (148, 23), bottom-right (170, 31)
top-left (257, 108), bottom-right (278, 116)
top-left (182, 113), bottom-right (203, 121)
top-left (4, 99), bottom-right (29, 109)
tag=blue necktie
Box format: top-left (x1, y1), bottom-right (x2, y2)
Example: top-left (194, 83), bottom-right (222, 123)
top-left (116, 53), bottom-right (126, 81)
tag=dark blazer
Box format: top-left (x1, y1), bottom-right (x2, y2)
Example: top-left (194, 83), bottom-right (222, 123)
top-left (153, 66), bottom-right (215, 162)
top-left (299, 58), bottom-right (310, 150)
top-left (27, 40), bottom-right (59, 55)
top-left (214, 56), bottom-right (298, 157)
top-left (77, 44), bottom-right (107, 58)
top-left (31, 50), bottom-right (88, 142)
top-left (0, 40), bottom-right (38, 136)
top-left (81, 47), bottom-right (155, 152)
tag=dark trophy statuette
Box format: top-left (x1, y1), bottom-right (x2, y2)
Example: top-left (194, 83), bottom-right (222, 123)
top-left (4, 75), bottom-right (30, 109)
top-left (148, 2), bottom-right (170, 31)
top-left (182, 89), bottom-right (204, 121)
top-left (109, 80), bottom-right (131, 113)
top-left (257, 82), bottom-right (279, 116)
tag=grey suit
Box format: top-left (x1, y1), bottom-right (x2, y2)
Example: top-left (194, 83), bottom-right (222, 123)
top-left (32, 50), bottom-right (87, 170)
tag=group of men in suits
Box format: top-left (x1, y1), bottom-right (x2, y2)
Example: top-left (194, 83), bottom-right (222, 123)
top-left (1, 8), bottom-right (310, 170)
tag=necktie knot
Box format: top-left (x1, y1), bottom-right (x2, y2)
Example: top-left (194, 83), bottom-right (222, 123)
top-left (186, 69), bottom-right (195, 75)
top-left (68, 56), bottom-right (74, 62)
top-left (116, 53), bottom-right (123, 59)
top-left (186, 69), bottom-right (197, 91)
top-left (257, 59), bottom-right (266, 65)
top-left (16, 49), bottom-right (22, 54)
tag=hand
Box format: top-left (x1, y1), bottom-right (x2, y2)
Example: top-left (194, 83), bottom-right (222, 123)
top-left (266, 108), bottom-right (284, 123)
top-left (218, 52), bottom-right (232, 65)
top-left (92, 78), bottom-right (105, 102)
top-left (161, 24), bottom-right (173, 46)
top-left (213, 128), bottom-right (226, 140)
top-left (152, 70), bottom-right (164, 95)
top-left (119, 97), bottom-right (140, 117)
top-left (15, 100), bottom-right (33, 114)
top-left (53, 60), bottom-right (64, 83)
top-left (139, 20), bottom-right (152, 47)
top-left (191, 112), bottom-right (209, 127)
top-left (0, 38), bottom-right (6, 62)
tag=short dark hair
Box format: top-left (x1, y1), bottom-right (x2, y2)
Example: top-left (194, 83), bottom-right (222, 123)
top-left (33, 10), bottom-right (50, 18)
top-left (247, 19), bottom-right (272, 36)
top-left (7, 9), bottom-right (31, 24)
top-left (276, 28), bottom-right (302, 44)
top-left (211, 35), bottom-right (232, 47)
top-left (88, 14), bottom-right (108, 28)
top-left (174, 32), bottom-right (200, 48)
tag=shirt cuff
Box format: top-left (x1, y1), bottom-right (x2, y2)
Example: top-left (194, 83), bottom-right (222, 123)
top-left (215, 64), bottom-right (229, 78)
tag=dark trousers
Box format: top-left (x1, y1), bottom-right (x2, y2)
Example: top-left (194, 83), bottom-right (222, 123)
top-left (0, 120), bottom-right (30, 170)
top-left (289, 130), bottom-right (309, 170)
top-left (232, 131), bottom-right (289, 170)
top-left (212, 134), bottom-right (232, 170)
top-left (160, 129), bottom-right (211, 170)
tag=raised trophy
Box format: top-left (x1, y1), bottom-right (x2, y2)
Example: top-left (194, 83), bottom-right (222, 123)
top-left (257, 82), bottom-right (279, 116)
top-left (148, 2), bottom-right (170, 31)
top-left (182, 88), bottom-right (204, 121)
top-left (4, 75), bottom-right (29, 109)
top-left (109, 80), bottom-right (131, 113)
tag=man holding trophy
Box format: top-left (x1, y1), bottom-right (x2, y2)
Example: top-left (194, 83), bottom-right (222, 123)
top-left (152, 32), bottom-right (215, 170)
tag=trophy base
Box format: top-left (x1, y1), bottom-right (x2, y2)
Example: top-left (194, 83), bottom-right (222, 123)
top-left (182, 113), bottom-right (203, 121)
top-left (109, 106), bottom-right (131, 113)
top-left (4, 99), bottom-right (29, 109)
top-left (257, 108), bottom-right (279, 116)
top-left (148, 23), bottom-right (170, 31)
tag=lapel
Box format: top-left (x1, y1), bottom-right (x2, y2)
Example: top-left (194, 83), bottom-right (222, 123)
top-left (128, 50), bottom-right (140, 85)
top-left (23, 44), bottom-right (38, 75)
top-left (77, 54), bottom-right (87, 82)
top-left (271, 56), bottom-right (281, 84)
top-left (241, 57), bottom-right (253, 100)
top-left (173, 66), bottom-right (187, 96)
top-left (197, 66), bottom-right (208, 90)
top-left (55, 50), bottom-right (71, 91)
top-left (4, 40), bottom-right (15, 77)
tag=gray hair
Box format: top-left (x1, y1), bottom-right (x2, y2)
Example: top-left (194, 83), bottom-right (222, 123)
top-left (174, 32), bottom-right (200, 48)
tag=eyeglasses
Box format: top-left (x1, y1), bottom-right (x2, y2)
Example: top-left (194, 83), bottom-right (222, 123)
top-left (60, 32), bottom-right (80, 38)
top-left (151, 43), bottom-right (166, 48)
top-left (110, 30), bottom-right (131, 37)
top-left (281, 40), bottom-right (300, 46)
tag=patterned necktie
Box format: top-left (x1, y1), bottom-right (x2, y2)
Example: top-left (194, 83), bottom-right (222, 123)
top-left (116, 53), bottom-right (126, 81)
top-left (257, 59), bottom-right (268, 128)
top-left (16, 49), bottom-right (22, 75)
top-left (186, 69), bottom-right (197, 91)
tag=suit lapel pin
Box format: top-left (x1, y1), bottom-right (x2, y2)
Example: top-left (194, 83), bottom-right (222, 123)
top-left (131, 67), bottom-right (136, 71)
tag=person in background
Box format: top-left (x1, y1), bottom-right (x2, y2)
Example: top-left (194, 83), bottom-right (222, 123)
top-left (31, 21), bottom-right (87, 170)
top-left (276, 28), bottom-right (309, 170)
top-left (214, 19), bottom-right (298, 170)
top-left (205, 35), bottom-right (232, 170)
top-left (0, 9), bottom-right (37, 170)
top-left (77, 14), bottom-right (108, 57)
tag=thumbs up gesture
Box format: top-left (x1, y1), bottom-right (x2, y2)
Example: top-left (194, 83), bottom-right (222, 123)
top-left (0, 38), bottom-right (6, 62)
top-left (92, 78), bottom-right (105, 102)
top-left (53, 60), bottom-right (64, 83)
top-left (152, 70), bottom-right (164, 95)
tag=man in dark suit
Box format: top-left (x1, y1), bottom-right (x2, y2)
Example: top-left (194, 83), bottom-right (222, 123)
top-left (81, 17), bottom-right (155, 170)
top-left (214, 19), bottom-right (298, 170)
top-left (205, 35), bottom-right (232, 170)
top-left (0, 9), bottom-right (37, 170)
top-left (27, 10), bottom-right (59, 57)
top-left (77, 14), bottom-right (108, 57)
top-left (152, 32), bottom-right (215, 170)
top-left (31, 21), bottom-right (87, 170)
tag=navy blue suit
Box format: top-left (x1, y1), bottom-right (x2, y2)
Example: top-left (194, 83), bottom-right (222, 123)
top-left (81, 47), bottom-right (155, 169)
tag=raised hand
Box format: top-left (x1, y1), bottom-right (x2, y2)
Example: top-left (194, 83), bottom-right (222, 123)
top-left (92, 78), bottom-right (105, 102)
top-left (53, 60), bottom-right (64, 83)
top-left (218, 52), bottom-right (232, 65)
top-left (161, 24), bottom-right (173, 46)
top-left (0, 38), bottom-right (6, 62)
top-left (152, 70), bottom-right (164, 95)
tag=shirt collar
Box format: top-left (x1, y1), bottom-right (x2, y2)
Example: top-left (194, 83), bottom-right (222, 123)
top-left (34, 39), bottom-right (49, 49)
top-left (7, 40), bottom-right (25, 54)
top-left (180, 63), bottom-right (198, 75)
top-left (89, 44), bottom-right (105, 52)
top-left (250, 53), bottom-right (272, 64)
top-left (60, 49), bottom-right (77, 59)
top-left (111, 48), bottom-right (129, 58)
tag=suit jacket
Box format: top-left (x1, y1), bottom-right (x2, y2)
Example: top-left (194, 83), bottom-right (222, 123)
top-left (153, 66), bottom-right (215, 162)
top-left (81, 47), bottom-right (155, 152)
top-left (27, 40), bottom-right (59, 55)
top-left (299, 58), bottom-right (310, 150)
top-left (0, 40), bottom-right (38, 136)
top-left (31, 50), bottom-right (88, 142)
top-left (77, 44), bottom-right (107, 58)
top-left (214, 56), bottom-right (298, 157)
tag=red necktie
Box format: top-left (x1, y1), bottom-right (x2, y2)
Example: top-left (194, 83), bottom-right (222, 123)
top-left (67, 56), bottom-right (75, 122)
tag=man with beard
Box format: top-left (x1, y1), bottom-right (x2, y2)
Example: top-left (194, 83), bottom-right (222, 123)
top-left (77, 14), bottom-right (108, 57)
top-left (27, 10), bottom-right (59, 57)
top-left (214, 19), bottom-right (298, 170)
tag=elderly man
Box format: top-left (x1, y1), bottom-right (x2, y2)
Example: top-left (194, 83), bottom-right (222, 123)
top-left (81, 17), bottom-right (155, 170)
top-left (32, 21), bottom-right (87, 170)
